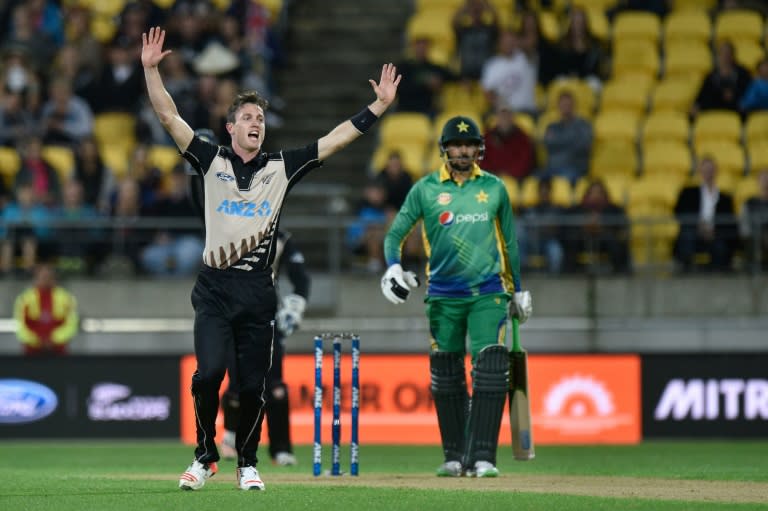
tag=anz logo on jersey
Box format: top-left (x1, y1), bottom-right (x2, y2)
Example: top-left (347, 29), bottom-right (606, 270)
top-left (216, 199), bottom-right (272, 217)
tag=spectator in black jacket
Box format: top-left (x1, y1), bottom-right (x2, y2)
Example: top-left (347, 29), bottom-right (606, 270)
top-left (674, 156), bottom-right (739, 272)
top-left (692, 40), bottom-right (751, 117)
top-left (565, 179), bottom-right (631, 274)
top-left (395, 36), bottom-right (452, 117)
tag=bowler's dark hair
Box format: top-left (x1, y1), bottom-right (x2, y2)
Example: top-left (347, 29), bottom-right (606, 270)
top-left (227, 91), bottom-right (269, 123)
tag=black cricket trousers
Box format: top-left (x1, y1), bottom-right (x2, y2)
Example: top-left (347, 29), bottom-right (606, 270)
top-left (190, 265), bottom-right (277, 467)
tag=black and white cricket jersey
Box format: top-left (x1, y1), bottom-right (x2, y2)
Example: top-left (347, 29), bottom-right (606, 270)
top-left (182, 135), bottom-right (322, 271)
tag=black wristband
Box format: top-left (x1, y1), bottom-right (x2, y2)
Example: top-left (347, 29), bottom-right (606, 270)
top-left (350, 107), bottom-right (379, 133)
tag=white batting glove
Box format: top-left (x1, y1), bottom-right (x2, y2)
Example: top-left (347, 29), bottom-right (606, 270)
top-left (380, 264), bottom-right (420, 304)
top-left (510, 290), bottom-right (533, 324)
top-left (276, 294), bottom-right (306, 336)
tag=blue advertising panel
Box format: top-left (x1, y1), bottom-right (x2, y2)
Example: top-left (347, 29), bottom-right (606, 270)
top-left (0, 356), bottom-right (180, 438)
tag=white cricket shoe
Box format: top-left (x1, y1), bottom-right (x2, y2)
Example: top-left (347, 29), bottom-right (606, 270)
top-left (220, 430), bottom-right (237, 460)
top-left (237, 466), bottom-right (265, 491)
top-left (179, 460), bottom-right (217, 490)
top-left (435, 460), bottom-right (463, 477)
top-left (468, 460), bottom-right (499, 478)
top-left (273, 451), bottom-right (297, 466)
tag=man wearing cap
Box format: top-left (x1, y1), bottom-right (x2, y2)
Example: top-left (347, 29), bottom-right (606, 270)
top-left (380, 115), bottom-right (532, 478)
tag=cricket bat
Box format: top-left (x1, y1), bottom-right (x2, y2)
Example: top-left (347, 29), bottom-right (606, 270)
top-left (509, 317), bottom-right (535, 460)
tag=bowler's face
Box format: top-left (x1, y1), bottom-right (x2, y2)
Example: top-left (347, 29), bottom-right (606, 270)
top-left (228, 103), bottom-right (265, 153)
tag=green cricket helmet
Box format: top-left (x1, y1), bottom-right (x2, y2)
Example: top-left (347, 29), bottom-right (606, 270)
top-left (438, 115), bottom-right (485, 160)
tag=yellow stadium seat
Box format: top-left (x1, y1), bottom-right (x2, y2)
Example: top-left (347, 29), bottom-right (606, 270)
top-left (489, 0), bottom-right (514, 12)
top-left (593, 110), bottom-right (640, 144)
top-left (612, 11), bottom-right (662, 46)
top-left (642, 110), bottom-right (690, 146)
top-left (100, 145), bottom-right (131, 178)
top-left (379, 112), bottom-right (432, 148)
top-left (535, 109), bottom-right (560, 139)
top-left (87, 0), bottom-right (126, 17)
top-left (148, 145), bottom-right (182, 175)
top-left (692, 110), bottom-right (742, 147)
top-left (599, 78), bottom-right (652, 115)
top-left (663, 9), bottom-right (712, 45)
top-left (733, 39), bottom-right (766, 71)
top-left (538, 10), bottom-right (561, 43)
top-left (371, 142), bottom-right (428, 180)
top-left (650, 77), bottom-right (701, 113)
top-left (630, 214), bottom-right (679, 267)
top-left (585, 8), bottom-right (610, 42)
top-left (745, 111), bottom-right (768, 146)
top-left (90, 14), bottom-right (118, 44)
top-left (500, 176), bottom-right (520, 207)
top-left (571, 0), bottom-right (618, 11)
top-left (748, 142), bottom-right (768, 172)
top-left (663, 41), bottom-right (713, 81)
top-left (628, 174), bottom-right (684, 216)
top-left (733, 175), bottom-right (760, 214)
top-left (695, 140), bottom-right (746, 178)
top-left (513, 113), bottom-right (535, 137)
top-left (94, 113), bottom-right (137, 150)
top-left (550, 175), bottom-right (575, 207)
top-left (0, 147), bottom-right (21, 188)
top-left (642, 140), bottom-right (692, 178)
top-left (714, 9), bottom-right (764, 44)
top-left (612, 40), bottom-right (660, 80)
top-left (535, 83), bottom-right (546, 112)
top-left (415, 0), bottom-right (464, 11)
top-left (405, 12), bottom-right (456, 67)
top-left (42, 146), bottom-right (75, 182)
top-left (438, 81), bottom-right (490, 118)
top-left (257, 0), bottom-right (285, 22)
top-left (426, 145), bottom-right (444, 172)
top-left (545, 78), bottom-right (596, 117)
top-left (575, 174), bottom-right (630, 206)
top-left (589, 140), bottom-right (638, 178)
top-left (520, 175), bottom-right (573, 208)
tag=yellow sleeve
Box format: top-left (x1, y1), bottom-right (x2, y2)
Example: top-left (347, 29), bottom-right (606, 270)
top-left (14, 290), bottom-right (39, 345)
top-left (52, 291), bottom-right (79, 345)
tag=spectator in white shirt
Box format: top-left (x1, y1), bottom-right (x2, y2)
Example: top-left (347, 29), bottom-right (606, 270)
top-left (480, 29), bottom-right (538, 115)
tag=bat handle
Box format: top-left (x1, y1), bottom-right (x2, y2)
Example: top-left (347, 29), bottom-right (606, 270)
top-left (511, 317), bottom-right (522, 353)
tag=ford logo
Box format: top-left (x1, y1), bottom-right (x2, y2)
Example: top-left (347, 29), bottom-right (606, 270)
top-left (0, 379), bottom-right (58, 424)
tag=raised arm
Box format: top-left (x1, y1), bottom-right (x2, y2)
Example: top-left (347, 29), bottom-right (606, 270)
top-left (317, 63), bottom-right (401, 162)
top-left (142, 27), bottom-right (194, 152)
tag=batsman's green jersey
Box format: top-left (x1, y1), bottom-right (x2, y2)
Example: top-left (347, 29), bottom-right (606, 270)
top-left (384, 163), bottom-right (521, 298)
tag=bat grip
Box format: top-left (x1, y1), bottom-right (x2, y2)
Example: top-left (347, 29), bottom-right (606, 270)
top-left (511, 317), bottom-right (522, 352)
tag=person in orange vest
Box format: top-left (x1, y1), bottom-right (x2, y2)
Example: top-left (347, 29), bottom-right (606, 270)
top-left (14, 262), bottom-right (79, 356)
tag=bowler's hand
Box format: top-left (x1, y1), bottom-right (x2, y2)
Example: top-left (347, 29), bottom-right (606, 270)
top-left (510, 290), bottom-right (533, 324)
top-left (142, 26), bottom-right (172, 68)
top-left (381, 264), bottom-right (420, 304)
top-left (369, 63), bottom-right (401, 109)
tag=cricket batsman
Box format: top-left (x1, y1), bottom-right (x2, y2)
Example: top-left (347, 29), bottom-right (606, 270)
top-left (380, 115), bottom-right (532, 477)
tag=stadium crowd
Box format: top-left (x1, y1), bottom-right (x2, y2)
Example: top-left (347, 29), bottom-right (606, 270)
top-left (2, 0), bottom-right (768, 278)
top-left (0, 0), bottom-right (286, 277)
top-left (357, 0), bottom-right (768, 275)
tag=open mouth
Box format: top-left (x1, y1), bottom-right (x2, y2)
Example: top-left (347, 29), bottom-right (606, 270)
top-left (247, 130), bottom-right (260, 141)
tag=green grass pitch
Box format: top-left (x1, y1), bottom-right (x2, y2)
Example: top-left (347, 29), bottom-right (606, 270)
top-left (2, 441), bottom-right (767, 510)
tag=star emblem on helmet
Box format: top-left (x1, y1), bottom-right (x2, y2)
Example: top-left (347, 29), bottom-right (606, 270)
top-left (457, 121), bottom-right (470, 132)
